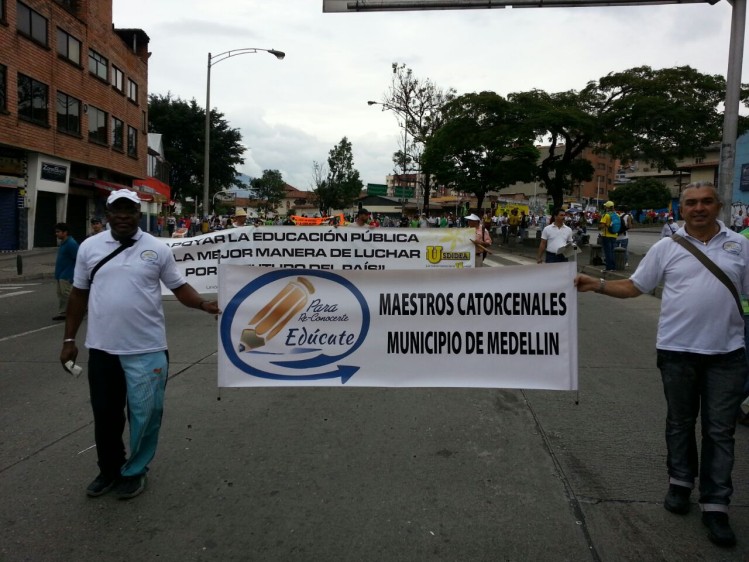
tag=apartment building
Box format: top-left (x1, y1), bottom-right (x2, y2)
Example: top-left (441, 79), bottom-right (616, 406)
top-left (0, 0), bottom-right (157, 249)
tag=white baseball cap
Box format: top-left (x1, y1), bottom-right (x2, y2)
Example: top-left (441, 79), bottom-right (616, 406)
top-left (465, 213), bottom-right (481, 221)
top-left (107, 189), bottom-right (141, 206)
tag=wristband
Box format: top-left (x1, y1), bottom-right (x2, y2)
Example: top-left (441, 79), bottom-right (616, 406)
top-left (595, 278), bottom-right (606, 294)
top-left (63, 338), bottom-right (76, 343)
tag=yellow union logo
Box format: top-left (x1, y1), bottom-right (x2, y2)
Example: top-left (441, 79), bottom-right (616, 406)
top-left (427, 246), bottom-right (470, 264)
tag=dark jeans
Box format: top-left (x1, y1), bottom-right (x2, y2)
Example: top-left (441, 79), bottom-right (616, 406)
top-left (601, 236), bottom-right (616, 271)
top-left (545, 251), bottom-right (568, 263)
top-left (657, 348), bottom-right (747, 509)
top-left (88, 349), bottom-right (127, 477)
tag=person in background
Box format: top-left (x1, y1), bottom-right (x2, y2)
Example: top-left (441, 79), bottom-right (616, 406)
top-left (616, 207), bottom-right (632, 268)
top-left (232, 208), bottom-right (248, 228)
top-left (88, 217), bottom-right (105, 238)
top-left (465, 213), bottom-right (492, 267)
top-left (537, 208), bottom-right (574, 264)
top-left (349, 208), bottom-right (371, 228)
top-left (661, 216), bottom-right (679, 238)
top-left (598, 201), bottom-right (618, 272)
top-left (575, 182), bottom-right (748, 548)
top-left (59, 189), bottom-right (220, 500)
top-left (53, 222), bottom-right (79, 321)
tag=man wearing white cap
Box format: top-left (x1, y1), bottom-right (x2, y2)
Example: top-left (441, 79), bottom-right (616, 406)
top-left (661, 215), bottom-right (678, 238)
top-left (465, 213), bottom-right (492, 267)
top-left (59, 189), bottom-right (220, 500)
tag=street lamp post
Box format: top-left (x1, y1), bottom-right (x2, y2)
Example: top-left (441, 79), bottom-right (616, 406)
top-left (203, 48), bottom-right (285, 218)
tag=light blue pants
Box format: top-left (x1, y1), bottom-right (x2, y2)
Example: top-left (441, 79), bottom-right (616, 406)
top-left (119, 352), bottom-right (168, 477)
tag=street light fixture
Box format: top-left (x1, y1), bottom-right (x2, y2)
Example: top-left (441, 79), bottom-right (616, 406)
top-left (203, 48), bottom-right (285, 217)
top-left (367, 100), bottom-right (409, 212)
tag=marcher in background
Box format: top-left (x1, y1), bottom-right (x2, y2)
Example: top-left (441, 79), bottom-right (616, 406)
top-left (166, 215), bottom-right (176, 237)
top-left (59, 189), bottom-right (220, 500)
top-left (575, 182), bottom-right (749, 548)
top-left (732, 209), bottom-right (743, 232)
top-left (465, 213), bottom-right (492, 267)
top-left (231, 208), bottom-right (248, 228)
top-left (88, 217), bottom-right (105, 238)
top-left (598, 201), bottom-right (618, 271)
top-left (349, 208), bottom-right (371, 228)
top-left (661, 216), bottom-right (679, 238)
top-left (53, 223), bottom-right (78, 321)
top-left (155, 215), bottom-right (163, 237)
top-left (499, 212), bottom-right (509, 244)
top-left (519, 211), bottom-right (529, 240)
top-left (537, 208), bottom-right (574, 264)
top-left (615, 207), bottom-right (632, 268)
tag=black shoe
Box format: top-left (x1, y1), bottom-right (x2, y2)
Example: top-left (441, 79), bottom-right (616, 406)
top-left (52, 315), bottom-right (66, 321)
top-left (702, 512), bottom-right (736, 547)
top-left (664, 484), bottom-right (691, 514)
top-left (86, 473), bottom-right (117, 497)
top-left (113, 474), bottom-right (146, 500)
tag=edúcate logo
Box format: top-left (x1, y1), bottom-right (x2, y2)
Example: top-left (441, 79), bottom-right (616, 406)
top-left (221, 270), bottom-right (369, 383)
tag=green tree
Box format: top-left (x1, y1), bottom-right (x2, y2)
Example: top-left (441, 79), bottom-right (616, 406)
top-left (314, 137), bottom-right (364, 214)
top-left (509, 66), bottom-right (727, 209)
top-left (148, 93), bottom-right (245, 210)
top-left (251, 169), bottom-right (286, 214)
top-left (611, 178), bottom-right (671, 211)
top-left (422, 92), bottom-right (539, 211)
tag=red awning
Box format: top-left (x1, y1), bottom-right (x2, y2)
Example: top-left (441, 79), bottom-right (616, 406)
top-left (70, 178), bottom-right (157, 202)
top-left (133, 177), bottom-right (171, 200)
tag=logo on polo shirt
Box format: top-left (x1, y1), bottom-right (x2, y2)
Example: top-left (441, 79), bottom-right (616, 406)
top-left (723, 241), bottom-right (742, 255)
top-left (140, 250), bottom-right (158, 262)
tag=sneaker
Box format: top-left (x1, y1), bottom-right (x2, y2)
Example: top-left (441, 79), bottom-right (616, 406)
top-left (113, 474), bottom-right (146, 500)
top-left (664, 484), bottom-right (691, 514)
top-left (52, 315), bottom-right (66, 321)
top-left (702, 512), bottom-right (736, 547)
top-left (86, 473), bottom-right (117, 497)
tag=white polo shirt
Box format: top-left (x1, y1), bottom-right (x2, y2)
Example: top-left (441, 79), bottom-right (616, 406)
top-left (541, 223), bottom-right (573, 254)
top-left (630, 221), bottom-right (749, 354)
top-left (73, 229), bottom-right (186, 354)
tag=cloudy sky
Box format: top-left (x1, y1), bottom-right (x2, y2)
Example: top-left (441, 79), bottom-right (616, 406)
top-left (113, 0), bottom-right (742, 191)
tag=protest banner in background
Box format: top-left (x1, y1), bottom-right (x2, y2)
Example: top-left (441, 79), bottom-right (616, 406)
top-left (218, 263), bottom-right (578, 390)
top-left (165, 226), bottom-right (477, 293)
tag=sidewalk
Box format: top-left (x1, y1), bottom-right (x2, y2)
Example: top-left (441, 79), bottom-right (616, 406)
top-left (0, 248), bottom-right (57, 283)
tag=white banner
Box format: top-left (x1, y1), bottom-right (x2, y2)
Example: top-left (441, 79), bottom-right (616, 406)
top-left (165, 226), bottom-right (477, 293)
top-left (218, 263), bottom-right (578, 389)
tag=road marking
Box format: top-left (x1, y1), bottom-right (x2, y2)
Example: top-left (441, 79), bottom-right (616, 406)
top-left (0, 290), bottom-right (33, 299)
top-left (0, 324), bottom-right (60, 343)
top-left (0, 283), bottom-right (41, 287)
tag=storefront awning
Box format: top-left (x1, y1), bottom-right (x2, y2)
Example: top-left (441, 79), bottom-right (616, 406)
top-left (70, 178), bottom-right (155, 202)
top-left (133, 177), bottom-right (170, 201)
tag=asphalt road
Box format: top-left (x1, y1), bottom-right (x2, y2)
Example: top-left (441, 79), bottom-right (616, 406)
top-left (2, 265), bottom-right (749, 561)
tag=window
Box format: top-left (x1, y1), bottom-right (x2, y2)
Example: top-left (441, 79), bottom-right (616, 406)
top-left (0, 65), bottom-right (6, 112)
top-left (127, 125), bottom-right (137, 157)
top-left (17, 73), bottom-right (48, 125)
top-left (56, 28), bottom-right (81, 65)
top-left (54, 0), bottom-right (77, 14)
top-left (88, 105), bottom-right (107, 144)
top-left (56, 91), bottom-right (80, 134)
top-left (111, 66), bottom-right (124, 92)
top-left (111, 116), bottom-right (123, 150)
top-left (17, 2), bottom-right (48, 46)
top-left (88, 49), bottom-right (108, 81)
top-left (127, 79), bottom-right (138, 103)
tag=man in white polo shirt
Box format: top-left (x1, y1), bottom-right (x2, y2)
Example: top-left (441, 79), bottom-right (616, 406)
top-left (59, 189), bottom-right (220, 500)
top-left (575, 182), bottom-right (749, 548)
top-left (537, 207), bottom-right (574, 264)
